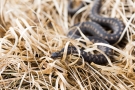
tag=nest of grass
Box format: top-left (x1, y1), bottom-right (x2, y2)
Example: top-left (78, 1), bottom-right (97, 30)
top-left (0, 0), bottom-right (135, 89)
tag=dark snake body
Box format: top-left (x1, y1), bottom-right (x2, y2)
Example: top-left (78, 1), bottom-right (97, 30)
top-left (51, 0), bottom-right (124, 65)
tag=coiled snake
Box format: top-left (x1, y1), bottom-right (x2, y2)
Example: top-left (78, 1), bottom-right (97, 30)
top-left (51, 0), bottom-right (124, 65)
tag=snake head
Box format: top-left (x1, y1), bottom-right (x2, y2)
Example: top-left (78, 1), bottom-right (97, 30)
top-left (51, 48), bottom-right (65, 58)
top-left (51, 46), bottom-right (78, 59)
top-left (51, 51), bottom-right (63, 58)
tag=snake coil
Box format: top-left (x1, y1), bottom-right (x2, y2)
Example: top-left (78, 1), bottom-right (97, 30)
top-left (51, 0), bottom-right (124, 65)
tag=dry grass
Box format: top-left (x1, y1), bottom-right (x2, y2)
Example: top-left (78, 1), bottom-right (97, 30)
top-left (0, 0), bottom-right (135, 89)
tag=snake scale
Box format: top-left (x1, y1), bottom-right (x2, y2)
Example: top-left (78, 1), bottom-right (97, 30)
top-left (51, 0), bottom-right (124, 65)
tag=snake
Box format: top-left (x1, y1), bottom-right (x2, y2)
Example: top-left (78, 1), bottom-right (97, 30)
top-left (51, 0), bottom-right (124, 65)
